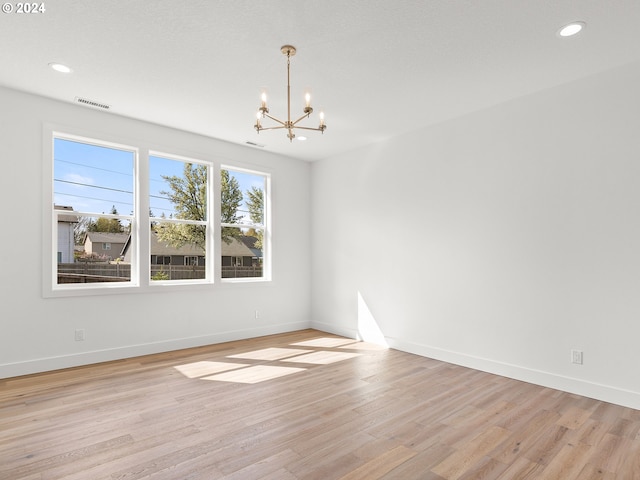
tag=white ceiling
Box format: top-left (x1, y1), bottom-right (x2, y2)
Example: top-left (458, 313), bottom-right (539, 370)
top-left (2, 1), bottom-right (640, 162)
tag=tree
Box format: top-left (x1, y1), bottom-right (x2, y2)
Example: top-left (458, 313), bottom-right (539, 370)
top-left (156, 163), bottom-right (208, 251)
top-left (221, 169), bottom-right (243, 244)
top-left (88, 206), bottom-right (124, 233)
top-left (74, 217), bottom-right (92, 245)
top-left (245, 186), bottom-right (264, 250)
top-left (155, 165), bottom-right (244, 251)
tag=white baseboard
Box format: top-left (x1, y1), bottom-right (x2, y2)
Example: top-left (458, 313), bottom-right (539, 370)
top-left (7, 321), bottom-right (638, 411)
top-left (386, 337), bottom-right (640, 411)
top-left (311, 320), bottom-right (640, 410)
top-left (0, 321), bottom-right (311, 379)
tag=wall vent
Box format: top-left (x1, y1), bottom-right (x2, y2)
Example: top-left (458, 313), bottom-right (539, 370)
top-left (246, 141), bottom-right (265, 148)
top-left (74, 97), bottom-right (111, 110)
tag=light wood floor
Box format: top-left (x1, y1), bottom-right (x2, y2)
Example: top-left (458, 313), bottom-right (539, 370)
top-left (1, 329), bottom-right (639, 479)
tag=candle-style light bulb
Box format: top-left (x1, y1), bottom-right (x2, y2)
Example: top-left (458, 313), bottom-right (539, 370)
top-left (255, 111), bottom-right (262, 129)
top-left (305, 92), bottom-right (311, 108)
top-left (319, 111), bottom-right (325, 126)
top-left (261, 92), bottom-right (267, 108)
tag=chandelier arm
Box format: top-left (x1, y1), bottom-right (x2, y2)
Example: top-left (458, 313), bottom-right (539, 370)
top-left (262, 112), bottom-right (287, 126)
top-left (292, 125), bottom-right (327, 132)
top-left (257, 125), bottom-right (288, 132)
top-left (291, 113), bottom-right (312, 126)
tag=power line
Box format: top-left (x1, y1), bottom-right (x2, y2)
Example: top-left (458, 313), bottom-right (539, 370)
top-left (54, 158), bottom-right (133, 178)
top-left (55, 192), bottom-right (133, 209)
top-left (54, 178), bottom-right (133, 195)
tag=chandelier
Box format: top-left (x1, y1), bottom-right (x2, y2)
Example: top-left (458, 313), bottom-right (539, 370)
top-left (254, 45), bottom-right (326, 142)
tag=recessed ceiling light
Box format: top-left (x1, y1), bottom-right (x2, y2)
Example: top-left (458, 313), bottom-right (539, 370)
top-left (297, 136), bottom-right (307, 142)
top-left (49, 62), bottom-right (72, 73)
top-left (558, 21), bottom-right (586, 37)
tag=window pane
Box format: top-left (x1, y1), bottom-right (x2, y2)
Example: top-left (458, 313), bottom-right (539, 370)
top-left (221, 227), bottom-right (263, 278)
top-left (150, 156), bottom-right (209, 282)
top-left (56, 214), bottom-right (131, 284)
top-left (221, 169), bottom-right (265, 226)
top-left (54, 138), bottom-right (134, 216)
top-left (221, 168), bottom-right (266, 280)
top-left (150, 224), bottom-right (207, 281)
top-left (53, 137), bottom-right (135, 288)
top-left (149, 156), bottom-right (207, 220)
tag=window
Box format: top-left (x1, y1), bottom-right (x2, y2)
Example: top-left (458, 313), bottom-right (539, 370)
top-left (47, 129), bottom-right (269, 295)
top-left (184, 256), bottom-right (199, 266)
top-left (221, 167), bottom-right (269, 280)
top-left (152, 256), bottom-right (171, 265)
top-left (149, 154), bottom-right (210, 282)
top-left (52, 135), bottom-right (135, 286)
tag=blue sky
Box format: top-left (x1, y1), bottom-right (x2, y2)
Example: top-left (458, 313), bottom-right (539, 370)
top-left (54, 137), bottom-right (264, 223)
top-left (54, 138), bottom-right (134, 215)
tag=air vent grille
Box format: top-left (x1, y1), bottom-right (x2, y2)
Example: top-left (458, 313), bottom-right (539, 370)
top-left (74, 97), bottom-right (110, 110)
top-left (246, 141), bottom-right (265, 148)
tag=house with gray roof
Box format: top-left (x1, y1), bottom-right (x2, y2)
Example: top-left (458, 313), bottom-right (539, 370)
top-left (84, 232), bottom-right (129, 261)
top-left (119, 231), bottom-right (262, 267)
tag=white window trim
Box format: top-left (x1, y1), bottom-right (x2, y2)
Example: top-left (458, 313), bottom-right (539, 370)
top-left (44, 127), bottom-right (140, 297)
top-left (43, 124), bottom-right (272, 298)
top-left (147, 150), bottom-right (213, 286)
top-left (220, 164), bottom-right (272, 284)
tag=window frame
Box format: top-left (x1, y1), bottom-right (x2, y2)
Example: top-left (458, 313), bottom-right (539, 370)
top-left (219, 164), bottom-right (271, 284)
top-left (45, 130), bottom-right (139, 296)
top-left (148, 151), bottom-right (213, 285)
top-left (43, 125), bottom-right (272, 298)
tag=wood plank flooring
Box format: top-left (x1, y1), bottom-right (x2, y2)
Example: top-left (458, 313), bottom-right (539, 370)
top-left (1, 329), bottom-right (639, 479)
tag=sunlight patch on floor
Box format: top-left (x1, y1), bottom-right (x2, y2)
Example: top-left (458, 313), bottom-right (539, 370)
top-left (282, 351), bottom-right (362, 365)
top-left (173, 337), bottom-right (370, 384)
top-left (291, 337), bottom-right (358, 348)
top-left (173, 361), bottom-right (247, 379)
top-left (202, 365), bottom-right (306, 384)
top-left (339, 342), bottom-right (387, 351)
top-left (227, 347), bottom-right (311, 361)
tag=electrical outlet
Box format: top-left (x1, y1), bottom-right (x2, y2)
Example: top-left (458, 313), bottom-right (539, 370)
top-left (75, 329), bottom-right (85, 341)
top-left (571, 349), bottom-right (583, 365)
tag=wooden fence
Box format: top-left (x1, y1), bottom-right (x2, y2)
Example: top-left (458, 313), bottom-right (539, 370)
top-left (57, 263), bottom-right (262, 282)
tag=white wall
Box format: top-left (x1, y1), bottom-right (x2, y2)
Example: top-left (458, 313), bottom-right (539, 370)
top-left (0, 87), bottom-right (311, 377)
top-left (310, 61), bottom-right (640, 410)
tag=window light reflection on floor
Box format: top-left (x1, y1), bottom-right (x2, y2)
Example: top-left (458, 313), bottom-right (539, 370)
top-left (202, 365), bottom-right (306, 384)
top-left (338, 342), bottom-right (387, 351)
top-left (227, 347), bottom-right (311, 361)
top-left (281, 350), bottom-right (362, 365)
top-left (290, 337), bottom-right (358, 348)
top-left (173, 361), bottom-right (247, 379)
top-left (173, 336), bottom-right (378, 385)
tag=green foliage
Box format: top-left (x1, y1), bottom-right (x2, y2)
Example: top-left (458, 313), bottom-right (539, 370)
top-left (246, 186), bottom-right (264, 224)
top-left (156, 163), bottom-right (209, 251)
top-left (221, 169), bottom-right (243, 244)
top-left (87, 206), bottom-right (124, 234)
top-left (151, 270), bottom-right (170, 281)
top-left (161, 164), bottom-right (208, 221)
top-left (152, 165), bottom-right (256, 251)
top-left (91, 217), bottom-right (123, 233)
top-left (245, 186), bottom-right (264, 250)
